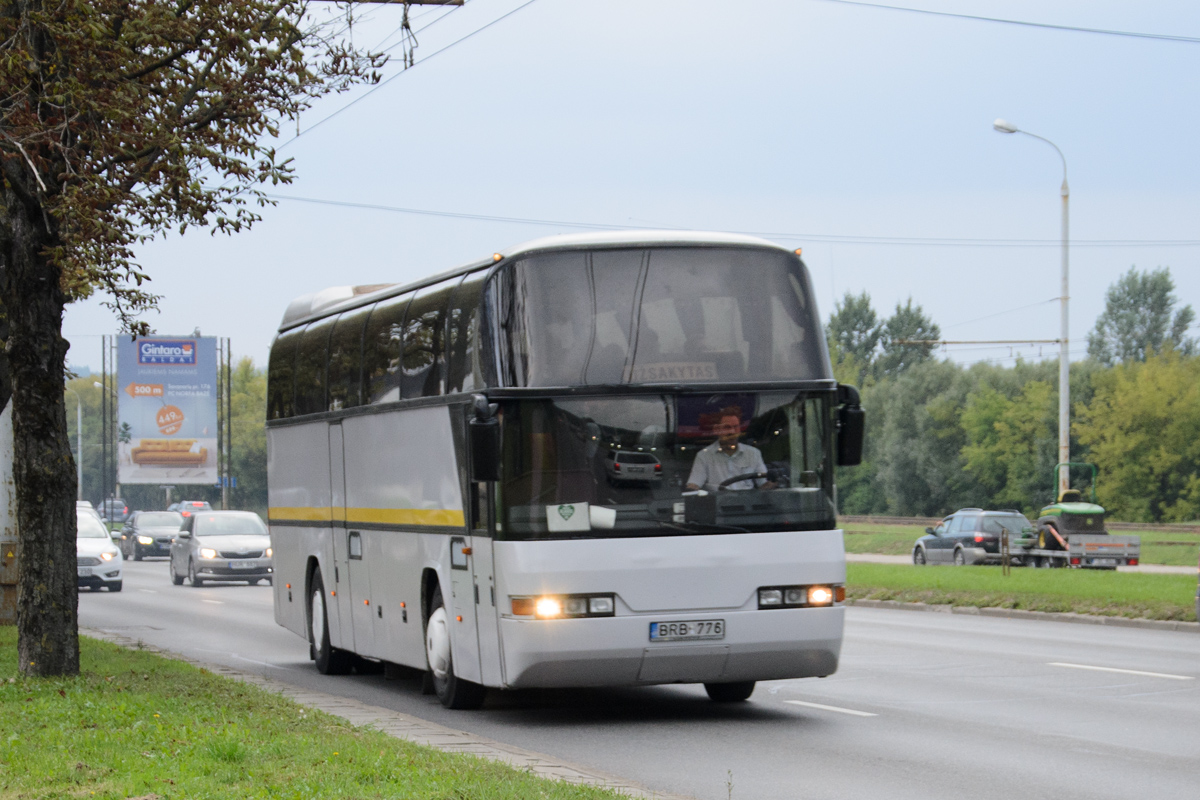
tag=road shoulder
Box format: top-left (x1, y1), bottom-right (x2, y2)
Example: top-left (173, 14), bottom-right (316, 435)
top-left (82, 627), bottom-right (694, 800)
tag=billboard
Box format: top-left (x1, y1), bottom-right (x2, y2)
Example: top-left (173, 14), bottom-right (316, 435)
top-left (117, 337), bottom-right (218, 484)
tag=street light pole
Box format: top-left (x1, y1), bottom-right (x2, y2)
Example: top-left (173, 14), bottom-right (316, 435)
top-left (64, 387), bottom-right (83, 501)
top-left (993, 118), bottom-right (1071, 498)
top-left (94, 380), bottom-right (121, 501)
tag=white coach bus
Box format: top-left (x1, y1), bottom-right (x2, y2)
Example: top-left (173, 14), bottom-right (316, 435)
top-left (268, 231), bottom-right (864, 709)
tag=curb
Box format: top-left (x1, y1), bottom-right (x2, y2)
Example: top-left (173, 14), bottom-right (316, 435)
top-left (847, 599), bottom-right (1200, 632)
top-left (82, 627), bottom-right (695, 800)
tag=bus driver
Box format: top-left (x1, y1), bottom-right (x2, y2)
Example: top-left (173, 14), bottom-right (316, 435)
top-left (685, 407), bottom-right (775, 492)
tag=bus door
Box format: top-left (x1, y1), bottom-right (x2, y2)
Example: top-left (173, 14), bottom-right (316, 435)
top-left (328, 423), bottom-right (355, 651)
top-left (469, 482), bottom-right (502, 686)
top-left (346, 529), bottom-right (375, 656)
top-left (447, 530), bottom-right (482, 684)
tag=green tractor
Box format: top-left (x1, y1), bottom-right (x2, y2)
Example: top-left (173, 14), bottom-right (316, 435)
top-left (1035, 462), bottom-right (1107, 551)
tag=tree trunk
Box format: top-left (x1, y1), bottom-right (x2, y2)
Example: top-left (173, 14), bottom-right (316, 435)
top-left (0, 180), bottom-right (79, 676)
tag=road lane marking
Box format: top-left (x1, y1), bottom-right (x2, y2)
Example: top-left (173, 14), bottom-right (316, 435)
top-left (202, 599), bottom-right (224, 605)
top-left (783, 700), bottom-right (877, 717)
top-left (1048, 662), bottom-right (1193, 681)
top-left (138, 589), bottom-right (157, 594)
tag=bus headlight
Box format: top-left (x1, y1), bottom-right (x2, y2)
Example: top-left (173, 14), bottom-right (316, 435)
top-left (510, 594), bottom-right (616, 619)
top-left (537, 597), bottom-right (563, 618)
top-left (757, 584), bottom-right (844, 609)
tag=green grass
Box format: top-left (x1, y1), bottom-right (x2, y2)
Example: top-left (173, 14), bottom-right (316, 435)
top-left (0, 628), bottom-right (625, 800)
top-left (847, 562), bottom-right (1198, 621)
top-left (843, 523), bottom-right (1200, 567)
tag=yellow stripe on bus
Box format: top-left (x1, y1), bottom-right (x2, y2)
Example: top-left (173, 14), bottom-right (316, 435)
top-left (269, 506), bottom-right (465, 528)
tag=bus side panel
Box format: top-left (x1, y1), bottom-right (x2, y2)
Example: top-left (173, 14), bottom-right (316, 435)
top-left (365, 528), bottom-right (425, 668)
top-left (343, 408), bottom-right (469, 671)
top-left (270, 524), bottom-right (333, 640)
top-left (342, 407), bottom-right (465, 523)
top-left (268, 422), bottom-right (340, 645)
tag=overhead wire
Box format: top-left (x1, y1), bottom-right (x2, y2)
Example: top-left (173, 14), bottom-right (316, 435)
top-left (261, 193), bottom-right (1200, 249)
top-left (290, 0), bottom-right (539, 144)
top-left (943, 298), bottom-right (1060, 329)
top-left (812, 0), bottom-right (1200, 44)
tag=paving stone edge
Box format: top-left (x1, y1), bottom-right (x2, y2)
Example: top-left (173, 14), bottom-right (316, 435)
top-left (847, 599), bottom-right (1200, 632)
top-left (81, 627), bottom-right (695, 800)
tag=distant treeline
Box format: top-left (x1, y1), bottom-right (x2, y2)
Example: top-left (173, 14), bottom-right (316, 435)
top-left (831, 266), bottom-right (1198, 523)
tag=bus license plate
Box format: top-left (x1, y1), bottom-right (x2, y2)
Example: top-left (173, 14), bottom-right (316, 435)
top-left (1093, 558), bottom-right (1116, 566)
top-left (649, 620), bottom-right (725, 642)
top-left (77, 567), bottom-right (92, 577)
top-left (229, 561), bottom-right (254, 569)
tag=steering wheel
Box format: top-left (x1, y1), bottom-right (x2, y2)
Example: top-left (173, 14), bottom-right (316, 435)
top-left (717, 472), bottom-right (769, 490)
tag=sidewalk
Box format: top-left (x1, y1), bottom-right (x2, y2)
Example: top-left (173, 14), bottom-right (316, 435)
top-left (84, 628), bottom-right (695, 800)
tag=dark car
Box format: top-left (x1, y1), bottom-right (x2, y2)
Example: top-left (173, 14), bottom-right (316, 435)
top-left (169, 510), bottom-right (272, 587)
top-left (121, 510), bottom-right (184, 560)
top-left (913, 509), bottom-right (1034, 566)
top-left (100, 497), bottom-right (131, 524)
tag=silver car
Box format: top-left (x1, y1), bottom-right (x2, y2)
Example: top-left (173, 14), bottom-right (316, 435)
top-left (169, 510), bottom-right (273, 587)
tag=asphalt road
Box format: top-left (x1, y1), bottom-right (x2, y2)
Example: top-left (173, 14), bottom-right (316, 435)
top-left (81, 559), bottom-right (1200, 800)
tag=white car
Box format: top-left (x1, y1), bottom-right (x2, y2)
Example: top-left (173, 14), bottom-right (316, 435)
top-left (77, 508), bottom-right (123, 592)
top-left (169, 510), bottom-right (273, 587)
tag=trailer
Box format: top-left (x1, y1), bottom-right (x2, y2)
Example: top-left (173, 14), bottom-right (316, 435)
top-left (1013, 463), bottom-right (1140, 570)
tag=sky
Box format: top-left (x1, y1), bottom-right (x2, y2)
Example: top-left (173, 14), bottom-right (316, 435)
top-left (63, 0), bottom-right (1200, 374)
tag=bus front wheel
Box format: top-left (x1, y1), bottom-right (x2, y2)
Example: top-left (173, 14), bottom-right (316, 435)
top-left (705, 681), bottom-right (756, 702)
top-left (425, 585), bottom-right (486, 710)
top-left (309, 571), bottom-right (353, 675)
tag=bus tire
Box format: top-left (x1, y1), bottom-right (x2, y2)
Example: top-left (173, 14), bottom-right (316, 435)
top-left (705, 681), bottom-right (756, 702)
top-left (425, 584), bottom-right (486, 710)
top-left (309, 571), bottom-right (353, 675)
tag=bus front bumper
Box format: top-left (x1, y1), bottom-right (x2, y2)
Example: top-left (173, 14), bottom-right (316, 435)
top-left (498, 605), bottom-right (843, 689)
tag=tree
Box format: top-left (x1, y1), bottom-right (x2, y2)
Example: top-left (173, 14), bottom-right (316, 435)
top-left (868, 360), bottom-right (980, 516)
top-left (827, 291), bottom-right (881, 385)
top-left (1, 1), bottom-right (383, 676)
top-left (229, 358), bottom-right (268, 514)
top-left (1087, 266), bottom-right (1196, 365)
top-left (1075, 352), bottom-right (1200, 522)
top-left (877, 298), bottom-right (940, 378)
top-left (960, 381), bottom-right (1057, 513)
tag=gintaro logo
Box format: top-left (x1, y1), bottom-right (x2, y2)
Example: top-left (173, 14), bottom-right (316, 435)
top-left (138, 339), bottom-right (197, 365)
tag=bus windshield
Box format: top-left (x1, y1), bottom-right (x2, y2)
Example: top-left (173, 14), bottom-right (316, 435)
top-left (497, 392), bottom-right (835, 539)
top-left (493, 246), bottom-right (829, 387)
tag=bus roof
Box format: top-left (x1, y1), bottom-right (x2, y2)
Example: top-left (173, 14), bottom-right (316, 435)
top-left (277, 230), bottom-right (796, 332)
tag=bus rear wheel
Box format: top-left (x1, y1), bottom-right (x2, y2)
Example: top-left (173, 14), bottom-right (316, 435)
top-left (425, 585), bottom-right (486, 710)
top-left (705, 681), bottom-right (756, 702)
top-left (309, 570), bottom-right (353, 675)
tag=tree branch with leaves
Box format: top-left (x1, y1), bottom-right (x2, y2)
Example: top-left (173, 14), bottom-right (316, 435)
top-left (0, 0), bottom-right (384, 676)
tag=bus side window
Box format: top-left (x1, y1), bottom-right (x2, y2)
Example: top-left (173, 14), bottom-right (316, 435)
top-left (267, 329), bottom-right (301, 420)
top-left (327, 307), bottom-right (370, 411)
top-left (446, 272), bottom-right (487, 394)
top-left (402, 278), bottom-right (457, 398)
top-left (293, 320), bottom-right (334, 416)
top-left (362, 295), bottom-right (410, 405)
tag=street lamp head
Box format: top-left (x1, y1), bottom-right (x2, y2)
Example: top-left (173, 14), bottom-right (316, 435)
top-left (93, 381), bottom-right (103, 389)
top-left (992, 118), bottom-right (1019, 134)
